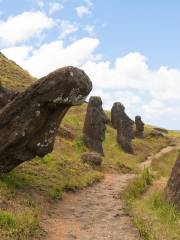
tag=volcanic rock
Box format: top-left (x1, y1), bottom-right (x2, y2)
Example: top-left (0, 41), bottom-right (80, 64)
top-left (83, 96), bottom-right (107, 156)
top-left (0, 66), bottom-right (92, 173)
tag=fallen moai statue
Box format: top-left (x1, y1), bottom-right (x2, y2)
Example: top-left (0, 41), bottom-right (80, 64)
top-left (83, 96), bottom-right (107, 156)
top-left (165, 152), bottom-right (180, 208)
top-left (0, 66), bottom-right (92, 173)
top-left (135, 116), bottom-right (144, 138)
top-left (111, 102), bottom-right (134, 154)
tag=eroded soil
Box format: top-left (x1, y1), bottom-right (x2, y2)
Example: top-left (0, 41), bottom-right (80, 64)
top-left (42, 174), bottom-right (140, 240)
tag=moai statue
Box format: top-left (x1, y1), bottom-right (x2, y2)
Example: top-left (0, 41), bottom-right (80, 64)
top-left (135, 116), bottom-right (144, 138)
top-left (83, 96), bottom-right (107, 156)
top-left (165, 152), bottom-right (180, 208)
top-left (0, 66), bottom-right (92, 173)
top-left (111, 102), bottom-right (134, 154)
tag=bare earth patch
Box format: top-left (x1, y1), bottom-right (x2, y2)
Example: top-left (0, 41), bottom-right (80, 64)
top-left (42, 174), bottom-right (140, 240)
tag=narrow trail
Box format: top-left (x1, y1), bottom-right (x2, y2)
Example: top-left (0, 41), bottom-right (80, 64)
top-left (42, 174), bottom-right (140, 240)
top-left (140, 141), bottom-right (180, 170)
top-left (42, 139), bottom-right (180, 240)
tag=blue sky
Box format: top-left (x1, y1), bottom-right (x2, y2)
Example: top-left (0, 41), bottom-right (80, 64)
top-left (0, 0), bottom-right (180, 129)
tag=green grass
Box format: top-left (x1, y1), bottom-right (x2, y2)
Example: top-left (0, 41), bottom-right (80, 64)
top-left (168, 130), bottom-right (180, 138)
top-left (122, 168), bottom-right (180, 240)
top-left (0, 210), bottom-right (40, 240)
top-left (123, 143), bottom-right (180, 240)
top-left (151, 149), bottom-right (179, 177)
top-left (0, 53), bottom-right (35, 91)
top-left (122, 168), bottom-right (153, 206)
top-left (133, 191), bottom-right (180, 240)
top-left (0, 103), bottom-right (171, 239)
top-left (103, 124), bottom-right (169, 173)
top-left (0, 212), bottom-right (16, 229)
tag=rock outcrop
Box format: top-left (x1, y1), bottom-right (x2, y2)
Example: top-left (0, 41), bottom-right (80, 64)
top-left (153, 127), bottom-right (168, 134)
top-left (83, 96), bottom-right (107, 156)
top-left (111, 102), bottom-right (134, 154)
top-left (165, 152), bottom-right (180, 208)
top-left (0, 66), bottom-right (92, 173)
top-left (135, 116), bottom-right (144, 138)
top-left (149, 130), bottom-right (165, 138)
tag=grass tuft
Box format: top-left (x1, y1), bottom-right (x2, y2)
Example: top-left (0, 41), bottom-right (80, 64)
top-left (122, 168), bottom-right (153, 206)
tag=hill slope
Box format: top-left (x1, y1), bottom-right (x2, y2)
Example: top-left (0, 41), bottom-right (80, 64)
top-left (0, 53), bottom-right (179, 240)
top-left (0, 52), bottom-right (35, 91)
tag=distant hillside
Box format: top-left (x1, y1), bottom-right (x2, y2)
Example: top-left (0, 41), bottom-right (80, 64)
top-left (0, 52), bottom-right (35, 91)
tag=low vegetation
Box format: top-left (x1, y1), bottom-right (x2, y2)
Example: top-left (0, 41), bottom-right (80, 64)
top-left (0, 103), bottom-right (171, 239)
top-left (0, 53), bottom-right (35, 91)
top-left (123, 141), bottom-right (180, 240)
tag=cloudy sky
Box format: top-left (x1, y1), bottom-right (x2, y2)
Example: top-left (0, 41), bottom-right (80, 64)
top-left (0, 0), bottom-right (180, 129)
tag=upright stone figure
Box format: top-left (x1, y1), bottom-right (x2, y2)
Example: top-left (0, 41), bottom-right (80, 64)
top-left (0, 66), bottom-right (92, 173)
top-left (83, 96), bottom-right (107, 155)
top-left (111, 102), bottom-right (134, 154)
top-left (165, 152), bottom-right (180, 208)
top-left (135, 116), bottom-right (144, 138)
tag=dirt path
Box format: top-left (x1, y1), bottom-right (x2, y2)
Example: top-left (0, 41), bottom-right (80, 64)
top-left (139, 143), bottom-right (180, 170)
top-left (42, 174), bottom-right (140, 240)
top-left (42, 140), bottom-right (180, 240)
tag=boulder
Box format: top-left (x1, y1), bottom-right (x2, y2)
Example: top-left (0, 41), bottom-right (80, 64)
top-left (0, 66), bottom-right (92, 173)
top-left (83, 96), bottom-right (107, 156)
top-left (58, 127), bottom-right (75, 140)
top-left (149, 130), bottom-right (164, 137)
top-left (81, 152), bottom-right (102, 166)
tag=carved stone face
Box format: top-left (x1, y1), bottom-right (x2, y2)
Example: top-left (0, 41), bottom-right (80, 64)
top-left (135, 116), bottom-right (141, 122)
top-left (113, 102), bottom-right (125, 112)
top-left (89, 96), bottom-right (102, 107)
top-left (36, 66), bottom-right (92, 107)
top-left (83, 96), bottom-right (106, 155)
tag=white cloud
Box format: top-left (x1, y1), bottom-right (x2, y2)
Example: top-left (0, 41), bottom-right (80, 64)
top-left (2, 37), bottom-right (99, 77)
top-left (1, 45), bottom-right (32, 63)
top-left (75, 0), bottom-right (93, 18)
top-left (84, 25), bottom-right (95, 35)
top-left (49, 2), bottom-right (64, 14)
top-left (58, 20), bottom-right (78, 39)
top-left (2, 38), bottom-right (180, 129)
top-left (76, 6), bottom-right (91, 18)
top-left (0, 11), bottom-right (54, 47)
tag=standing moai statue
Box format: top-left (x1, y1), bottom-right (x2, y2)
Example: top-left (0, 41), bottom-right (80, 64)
top-left (165, 152), bottom-right (180, 208)
top-left (111, 102), bottom-right (134, 154)
top-left (83, 96), bottom-right (107, 156)
top-left (135, 116), bottom-right (144, 138)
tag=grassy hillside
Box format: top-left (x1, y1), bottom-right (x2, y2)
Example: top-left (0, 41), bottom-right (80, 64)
top-left (122, 139), bottom-right (180, 240)
top-left (0, 53), bottom-right (178, 239)
top-left (0, 53), bottom-right (35, 91)
top-left (0, 103), bottom-right (171, 239)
